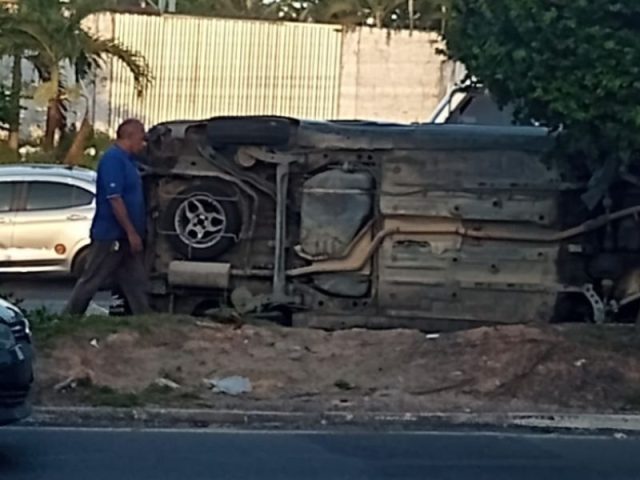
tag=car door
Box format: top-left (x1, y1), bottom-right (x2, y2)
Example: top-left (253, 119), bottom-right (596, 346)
top-left (10, 180), bottom-right (94, 267)
top-left (0, 181), bottom-right (18, 263)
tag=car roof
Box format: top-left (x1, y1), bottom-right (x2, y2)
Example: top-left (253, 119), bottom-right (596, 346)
top-left (0, 163), bottom-right (96, 183)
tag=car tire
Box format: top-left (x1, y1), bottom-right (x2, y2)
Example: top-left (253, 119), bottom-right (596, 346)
top-left (206, 116), bottom-right (295, 147)
top-left (162, 180), bottom-right (242, 260)
top-left (71, 248), bottom-right (89, 278)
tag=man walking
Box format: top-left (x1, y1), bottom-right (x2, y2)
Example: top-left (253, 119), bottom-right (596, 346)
top-left (64, 119), bottom-right (151, 315)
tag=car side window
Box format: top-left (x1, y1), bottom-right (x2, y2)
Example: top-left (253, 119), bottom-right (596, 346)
top-left (25, 182), bottom-right (94, 211)
top-left (0, 182), bottom-right (15, 212)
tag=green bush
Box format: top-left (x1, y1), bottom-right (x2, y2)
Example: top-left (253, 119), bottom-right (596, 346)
top-left (445, 0), bottom-right (640, 208)
top-left (0, 128), bottom-right (113, 169)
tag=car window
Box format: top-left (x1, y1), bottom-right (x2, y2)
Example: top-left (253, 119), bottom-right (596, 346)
top-left (0, 182), bottom-right (15, 212)
top-left (25, 181), bottom-right (94, 211)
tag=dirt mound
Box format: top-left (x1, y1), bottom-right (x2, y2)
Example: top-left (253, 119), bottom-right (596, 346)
top-left (33, 318), bottom-right (640, 413)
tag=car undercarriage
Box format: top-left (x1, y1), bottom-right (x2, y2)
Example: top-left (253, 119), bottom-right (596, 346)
top-left (137, 116), bottom-right (640, 331)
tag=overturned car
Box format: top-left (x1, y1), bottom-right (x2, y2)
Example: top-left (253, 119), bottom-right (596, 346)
top-left (138, 116), bottom-right (640, 330)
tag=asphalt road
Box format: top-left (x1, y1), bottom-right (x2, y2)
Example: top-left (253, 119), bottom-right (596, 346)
top-left (0, 275), bottom-right (111, 314)
top-left (0, 427), bottom-right (639, 480)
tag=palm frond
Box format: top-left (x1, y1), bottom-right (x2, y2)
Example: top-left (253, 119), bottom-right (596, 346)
top-left (67, 0), bottom-right (120, 25)
top-left (82, 36), bottom-right (153, 97)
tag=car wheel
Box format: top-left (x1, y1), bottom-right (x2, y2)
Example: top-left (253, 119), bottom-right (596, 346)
top-left (162, 180), bottom-right (242, 260)
top-left (71, 248), bottom-right (89, 278)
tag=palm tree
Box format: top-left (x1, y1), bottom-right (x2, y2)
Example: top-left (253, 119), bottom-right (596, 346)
top-left (1, 0), bottom-right (152, 157)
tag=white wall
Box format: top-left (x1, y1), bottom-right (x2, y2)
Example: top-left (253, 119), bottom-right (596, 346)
top-left (2, 13), bottom-right (456, 142)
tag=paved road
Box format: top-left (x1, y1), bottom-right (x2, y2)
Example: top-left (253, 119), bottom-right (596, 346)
top-left (0, 427), bottom-right (639, 480)
top-left (0, 275), bottom-right (110, 314)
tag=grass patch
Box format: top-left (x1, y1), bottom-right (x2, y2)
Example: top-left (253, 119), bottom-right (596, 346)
top-left (81, 385), bottom-right (144, 408)
top-left (76, 383), bottom-right (203, 408)
top-left (30, 310), bottom-right (189, 349)
top-left (559, 324), bottom-right (640, 355)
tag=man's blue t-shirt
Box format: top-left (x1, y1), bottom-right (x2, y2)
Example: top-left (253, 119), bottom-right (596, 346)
top-left (90, 145), bottom-right (146, 242)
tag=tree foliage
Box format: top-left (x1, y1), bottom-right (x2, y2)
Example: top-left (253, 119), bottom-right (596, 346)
top-left (301, 0), bottom-right (448, 29)
top-left (0, 0), bottom-right (152, 151)
top-left (174, 0), bottom-right (449, 30)
top-left (444, 0), bottom-right (640, 207)
top-left (174, 0), bottom-right (281, 20)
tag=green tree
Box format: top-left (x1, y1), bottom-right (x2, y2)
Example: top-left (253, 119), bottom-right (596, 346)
top-left (174, 0), bottom-right (448, 30)
top-left (0, 0), bottom-right (151, 156)
top-left (302, 0), bottom-right (406, 28)
top-left (444, 0), bottom-right (640, 208)
top-left (0, 2), bottom-right (24, 155)
top-left (175, 0), bottom-right (281, 19)
top-left (292, 0), bottom-right (447, 29)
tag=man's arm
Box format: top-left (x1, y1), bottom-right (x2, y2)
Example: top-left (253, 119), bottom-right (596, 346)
top-left (109, 196), bottom-right (143, 253)
top-left (99, 152), bottom-right (143, 253)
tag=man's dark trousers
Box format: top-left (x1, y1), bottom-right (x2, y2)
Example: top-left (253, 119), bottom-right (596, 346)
top-left (64, 240), bottom-right (151, 315)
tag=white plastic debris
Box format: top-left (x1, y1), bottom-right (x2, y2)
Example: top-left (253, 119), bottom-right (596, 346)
top-left (574, 359), bottom-right (587, 367)
top-left (89, 338), bottom-right (100, 349)
top-left (204, 375), bottom-right (252, 396)
top-left (86, 301), bottom-right (109, 316)
top-left (614, 432), bottom-right (628, 440)
top-left (154, 378), bottom-right (181, 390)
top-left (53, 377), bottom-right (77, 392)
top-left (425, 333), bottom-right (440, 340)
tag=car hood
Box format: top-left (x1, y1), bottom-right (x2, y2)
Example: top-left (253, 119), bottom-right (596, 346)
top-left (0, 298), bottom-right (22, 323)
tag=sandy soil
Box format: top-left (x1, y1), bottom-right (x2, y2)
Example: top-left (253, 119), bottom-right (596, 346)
top-left (32, 317), bottom-right (640, 413)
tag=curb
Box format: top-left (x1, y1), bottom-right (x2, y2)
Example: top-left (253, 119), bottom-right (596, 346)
top-left (19, 407), bottom-right (640, 434)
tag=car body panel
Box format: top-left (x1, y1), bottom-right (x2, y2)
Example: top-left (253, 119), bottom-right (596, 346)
top-left (138, 116), bottom-right (640, 329)
top-left (0, 165), bottom-right (96, 274)
top-left (0, 297), bottom-right (33, 426)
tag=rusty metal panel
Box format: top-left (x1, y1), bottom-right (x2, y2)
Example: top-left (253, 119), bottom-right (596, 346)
top-left (376, 234), bottom-right (560, 323)
top-left (379, 149), bottom-right (562, 224)
top-left (375, 145), bottom-right (564, 325)
top-left (109, 14), bottom-right (342, 132)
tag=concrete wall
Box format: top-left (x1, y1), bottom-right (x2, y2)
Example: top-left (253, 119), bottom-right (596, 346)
top-left (339, 28), bottom-right (449, 123)
top-left (1, 13), bottom-right (456, 141)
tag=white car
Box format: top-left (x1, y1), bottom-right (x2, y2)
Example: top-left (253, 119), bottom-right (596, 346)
top-left (0, 164), bottom-right (96, 276)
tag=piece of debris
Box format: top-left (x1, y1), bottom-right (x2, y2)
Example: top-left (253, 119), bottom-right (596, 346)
top-left (86, 301), bottom-right (109, 316)
top-left (53, 370), bottom-right (94, 392)
top-left (331, 398), bottom-right (354, 408)
top-left (194, 320), bottom-right (223, 330)
top-left (89, 338), bottom-right (100, 349)
top-left (204, 375), bottom-right (252, 396)
top-left (289, 351), bottom-right (304, 361)
top-left (614, 432), bottom-right (628, 440)
top-left (53, 377), bottom-right (78, 392)
top-left (154, 378), bottom-right (181, 390)
top-left (574, 359), bottom-right (587, 367)
top-left (426, 333), bottom-right (441, 340)
top-left (334, 379), bottom-right (356, 391)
